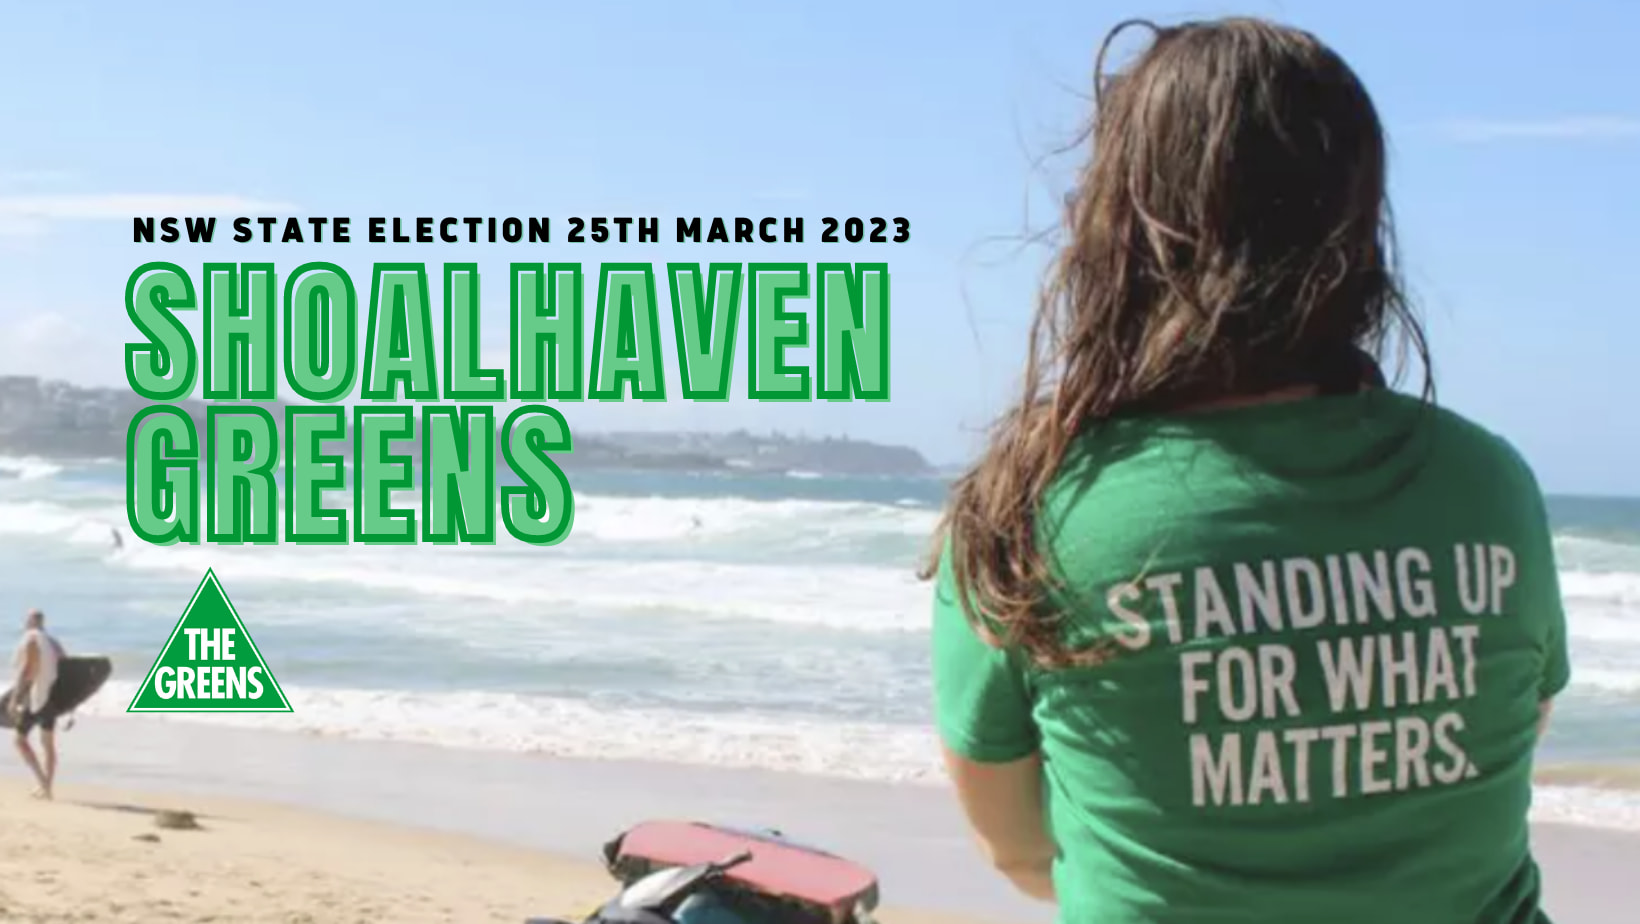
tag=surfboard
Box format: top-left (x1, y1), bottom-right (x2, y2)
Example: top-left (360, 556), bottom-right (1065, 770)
top-left (604, 820), bottom-right (880, 919)
top-left (0, 655), bottom-right (113, 729)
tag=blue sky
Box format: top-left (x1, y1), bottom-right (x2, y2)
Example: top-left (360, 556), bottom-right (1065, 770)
top-left (1, 0), bottom-right (1635, 494)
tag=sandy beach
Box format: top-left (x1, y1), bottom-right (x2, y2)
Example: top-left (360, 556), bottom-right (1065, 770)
top-left (0, 717), bottom-right (1033, 924)
top-left (0, 782), bottom-right (1008, 924)
top-left (0, 781), bottom-right (605, 924)
top-left (0, 717), bottom-right (1630, 924)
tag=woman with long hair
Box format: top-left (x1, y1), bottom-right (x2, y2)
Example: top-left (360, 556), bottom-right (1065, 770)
top-left (929, 17), bottom-right (1568, 923)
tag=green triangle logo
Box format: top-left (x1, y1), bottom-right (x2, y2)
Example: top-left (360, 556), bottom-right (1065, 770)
top-left (126, 569), bottom-right (293, 713)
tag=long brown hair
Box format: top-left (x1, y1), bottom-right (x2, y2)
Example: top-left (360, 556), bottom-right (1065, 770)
top-left (926, 17), bottom-right (1433, 667)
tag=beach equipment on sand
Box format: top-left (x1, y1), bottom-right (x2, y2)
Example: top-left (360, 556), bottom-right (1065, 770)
top-left (0, 655), bottom-right (112, 730)
top-left (526, 821), bottom-right (881, 924)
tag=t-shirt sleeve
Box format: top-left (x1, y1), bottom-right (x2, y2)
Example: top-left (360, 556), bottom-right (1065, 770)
top-left (930, 539), bottom-right (1039, 763)
top-left (1506, 446), bottom-right (1571, 700)
top-left (1532, 502), bottom-right (1572, 700)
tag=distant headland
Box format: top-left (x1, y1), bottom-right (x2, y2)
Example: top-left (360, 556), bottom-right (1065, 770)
top-left (0, 375), bottom-right (934, 478)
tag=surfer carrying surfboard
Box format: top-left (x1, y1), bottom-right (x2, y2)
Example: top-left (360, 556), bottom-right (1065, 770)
top-left (9, 608), bottom-right (65, 800)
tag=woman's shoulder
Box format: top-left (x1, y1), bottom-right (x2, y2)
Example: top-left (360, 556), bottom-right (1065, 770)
top-left (1042, 392), bottom-right (1545, 531)
top-left (1066, 390), bottom-right (1535, 472)
top-left (1412, 400), bottom-right (1544, 493)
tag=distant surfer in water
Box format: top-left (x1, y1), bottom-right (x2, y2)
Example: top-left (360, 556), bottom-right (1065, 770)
top-left (9, 608), bottom-right (65, 800)
top-left (109, 526), bottom-right (123, 552)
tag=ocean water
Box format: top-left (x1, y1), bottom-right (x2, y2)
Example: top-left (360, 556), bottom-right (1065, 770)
top-left (0, 454), bottom-right (1636, 827)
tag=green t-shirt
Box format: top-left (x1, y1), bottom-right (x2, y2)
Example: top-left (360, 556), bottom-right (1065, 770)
top-left (932, 390), bottom-right (1571, 924)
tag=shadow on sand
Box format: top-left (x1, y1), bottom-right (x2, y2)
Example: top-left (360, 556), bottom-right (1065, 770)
top-left (68, 799), bottom-right (218, 829)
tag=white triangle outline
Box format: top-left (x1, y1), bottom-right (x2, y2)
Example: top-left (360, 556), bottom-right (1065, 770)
top-left (125, 568), bottom-right (293, 713)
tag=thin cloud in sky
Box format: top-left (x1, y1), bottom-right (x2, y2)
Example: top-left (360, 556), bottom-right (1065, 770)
top-left (0, 193), bottom-right (298, 236)
top-left (0, 310), bottom-right (103, 382)
top-left (1436, 116), bottom-right (1640, 142)
top-left (0, 169), bottom-right (76, 186)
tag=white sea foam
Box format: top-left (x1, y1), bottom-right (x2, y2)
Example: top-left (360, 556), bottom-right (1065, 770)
top-left (77, 682), bottom-right (1640, 831)
top-left (2, 494), bottom-right (1636, 666)
top-left (83, 680), bottom-right (946, 784)
top-left (3, 478), bottom-right (1637, 795)
top-left (0, 455), bottom-right (64, 481)
top-left (1556, 535), bottom-right (1640, 573)
top-left (569, 492), bottom-right (940, 544)
top-left (1569, 667), bottom-right (1640, 696)
top-left (0, 488), bottom-right (941, 548)
top-left (0, 495), bottom-right (935, 634)
top-left (1530, 784), bottom-right (1640, 831)
top-left (0, 499), bottom-right (123, 546)
top-left (122, 542), bottom-right (930, 634)
top-left (1560, 570), bottom-right (1640, 611)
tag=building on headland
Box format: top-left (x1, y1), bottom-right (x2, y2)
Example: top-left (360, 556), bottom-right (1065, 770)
top-left (0, 375), bottom-right (151, 458)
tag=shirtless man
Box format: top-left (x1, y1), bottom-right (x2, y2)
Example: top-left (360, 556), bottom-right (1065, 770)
top-left (10, 609), bottom-right (65, 799)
